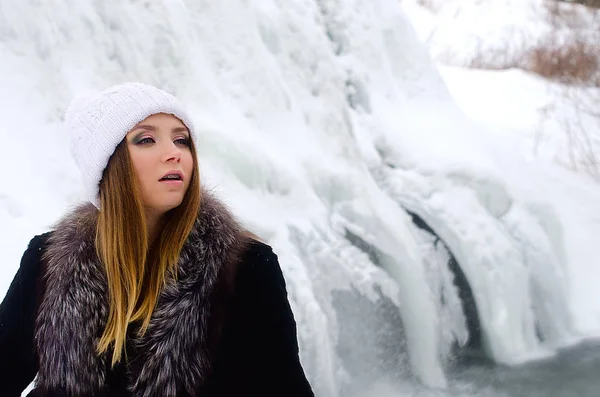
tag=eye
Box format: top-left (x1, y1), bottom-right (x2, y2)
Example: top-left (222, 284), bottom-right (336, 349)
top-left (136, 137), bottom-right (155, 145)
top-left (174, 137), bottom-right (190, 147)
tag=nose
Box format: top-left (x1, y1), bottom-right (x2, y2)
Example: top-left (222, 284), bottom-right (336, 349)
top-left (162, 142), bottom-right (181, 163)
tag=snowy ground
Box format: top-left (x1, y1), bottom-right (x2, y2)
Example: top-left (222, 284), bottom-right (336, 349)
top-left (2, 0), bottom-right (600, 396)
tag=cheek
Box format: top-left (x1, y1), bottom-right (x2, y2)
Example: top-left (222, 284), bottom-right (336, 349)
top-left (129, 152), bottom-right (153, 184)
top-left (183, 152), bottom-right (195, 177)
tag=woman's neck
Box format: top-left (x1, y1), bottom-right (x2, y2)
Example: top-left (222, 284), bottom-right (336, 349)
top-left (145, 211), bottom-right (164, 245)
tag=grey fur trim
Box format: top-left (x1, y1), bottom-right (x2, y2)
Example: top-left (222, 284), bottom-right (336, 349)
top-left (34, 188), bottom-right (243, 397)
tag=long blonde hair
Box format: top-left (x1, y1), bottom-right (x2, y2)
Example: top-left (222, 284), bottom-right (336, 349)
top-left (95, 136), bottom-right (201, 366)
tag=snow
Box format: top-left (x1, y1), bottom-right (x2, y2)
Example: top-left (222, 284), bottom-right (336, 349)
top-left (402, 0), bottom-right (600, 338)
top-left (1, 0), bottom-right (600, 396)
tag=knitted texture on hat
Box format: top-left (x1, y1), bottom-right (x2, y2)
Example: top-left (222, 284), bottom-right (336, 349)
top-left (65, 82), bottom-right (196, 208)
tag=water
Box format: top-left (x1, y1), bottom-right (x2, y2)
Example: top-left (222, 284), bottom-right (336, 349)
top-left (331, 280), bottom-right (600, 397)
top-left (443, 339), bottom-right (600, 397)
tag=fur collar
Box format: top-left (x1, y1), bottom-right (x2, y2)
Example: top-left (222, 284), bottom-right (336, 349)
top-left (34, 189), bottom-right (245, 397)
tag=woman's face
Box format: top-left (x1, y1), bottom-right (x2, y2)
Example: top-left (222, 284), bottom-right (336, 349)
top-left (126, 113), bottom-right (194, 216)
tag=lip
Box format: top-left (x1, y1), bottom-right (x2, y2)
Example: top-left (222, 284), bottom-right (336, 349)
top-left (159, 170), bottom-right (184, 182)
top-left (160, 179), bottom-right (184, 186)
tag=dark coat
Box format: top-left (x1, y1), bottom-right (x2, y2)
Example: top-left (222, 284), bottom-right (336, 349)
top-left (0, 192), bottom-right (314, 397)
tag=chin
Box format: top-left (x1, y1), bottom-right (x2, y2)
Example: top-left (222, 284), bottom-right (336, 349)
top-left (154, 198), bottom-right (185, 214)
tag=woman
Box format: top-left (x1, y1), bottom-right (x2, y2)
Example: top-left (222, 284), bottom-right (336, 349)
top-left (0, 83), bottom-right (315, 397)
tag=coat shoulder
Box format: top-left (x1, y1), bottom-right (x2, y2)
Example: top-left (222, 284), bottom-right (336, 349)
top-left (239, 239), bottom-right (283, 280)
top-left (19, 232), bottom-right (53, 281)
top-left (26, 232), bottom-right (53, 255)
top-left (235, 238), bottom-right (290, 299)
top-left (243, 238), bottom-right (276, 260)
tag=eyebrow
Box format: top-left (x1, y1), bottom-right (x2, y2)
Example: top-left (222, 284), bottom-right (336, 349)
top-left (131, 125), bottom-right (190, 134)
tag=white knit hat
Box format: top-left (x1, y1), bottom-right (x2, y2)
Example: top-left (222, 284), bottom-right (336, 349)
top-left (65, 82), bottom-right (196, 208)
